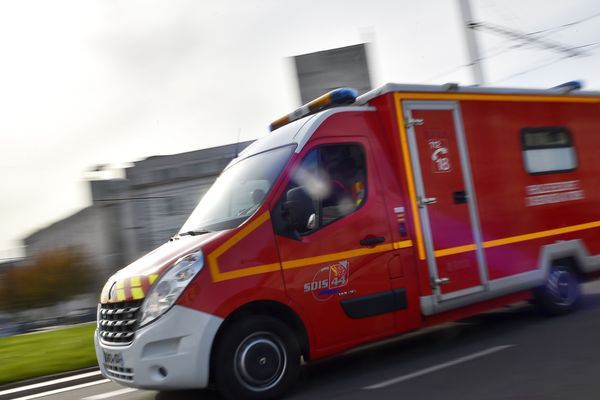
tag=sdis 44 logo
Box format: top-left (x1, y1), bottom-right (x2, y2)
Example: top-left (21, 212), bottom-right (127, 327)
top-left (303, 261), bottom-right (349, 301)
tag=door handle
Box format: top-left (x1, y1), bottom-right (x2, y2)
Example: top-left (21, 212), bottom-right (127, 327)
top-left (418, 196), bottom-right (437, 208)
top-left (431, 277), bottom-right (450, 288)
top-left (360, 236), bottom-right (385, 247)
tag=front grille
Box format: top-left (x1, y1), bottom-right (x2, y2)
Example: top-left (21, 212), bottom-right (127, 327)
top-left (98, 300), bottom-right (142, 345)
top-left (104, 364), bottom-right (134, 381)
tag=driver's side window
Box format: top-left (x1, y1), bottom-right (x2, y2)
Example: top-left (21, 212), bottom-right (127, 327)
top-left (274, 143), bottom-right (367, 238)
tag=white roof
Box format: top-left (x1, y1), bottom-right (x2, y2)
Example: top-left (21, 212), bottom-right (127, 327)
top-left (357, 82), bottom-right (600, 105)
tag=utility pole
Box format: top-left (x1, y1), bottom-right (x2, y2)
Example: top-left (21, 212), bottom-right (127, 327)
top-left (458, 0), bottom-right (486, 85)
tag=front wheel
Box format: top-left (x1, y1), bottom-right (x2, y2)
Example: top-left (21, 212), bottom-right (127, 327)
top-left (214, 316), bottom-right (301, 400)
top-left (534, 264), bottom-right (581, 315)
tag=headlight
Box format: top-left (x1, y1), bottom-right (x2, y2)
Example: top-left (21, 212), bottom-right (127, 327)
top-left (139, 250), bottom-right (204, 327)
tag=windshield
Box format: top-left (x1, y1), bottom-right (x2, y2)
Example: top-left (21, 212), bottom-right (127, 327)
top-left (180, 145), bottom-right (295, 233)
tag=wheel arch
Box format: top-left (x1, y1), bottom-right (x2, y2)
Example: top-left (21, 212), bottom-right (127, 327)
top-left (209, 300), bottom-right (310, 383)
top-left (538, 239), bottom-right (590, 280)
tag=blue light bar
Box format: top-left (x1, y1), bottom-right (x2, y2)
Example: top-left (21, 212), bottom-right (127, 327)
top-left (551, 80), bottom-right (583, 92)
top-left (270, 87), bottom-right (358, 131)
top-left (329, 88), bottom-right (359, 105)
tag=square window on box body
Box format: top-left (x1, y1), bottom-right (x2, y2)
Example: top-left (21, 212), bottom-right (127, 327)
top-left (521, 127), bottom-right (577, 174)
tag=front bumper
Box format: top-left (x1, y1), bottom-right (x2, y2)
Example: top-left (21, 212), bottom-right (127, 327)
top-left (95, 305), bottom-right (223, 390)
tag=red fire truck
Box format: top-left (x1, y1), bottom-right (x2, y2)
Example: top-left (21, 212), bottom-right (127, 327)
top-left (95, 82), bottom-right (600, 399)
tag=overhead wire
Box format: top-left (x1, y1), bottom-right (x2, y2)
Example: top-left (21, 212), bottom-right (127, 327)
top-left (423, 43), bottom-right (523, 83)
top-left (479, 9), bottom-right (600, 60)
top-left (423, 64), bottom-right (468, 84)
top-left (492, 40), bottom-right (600, 84)
top-left (492, 56), bottom-right (571, 84)
top-left (423, 7), bottom-right (600, 84)
top-left (571, 41), bottom-right (600, 51)
top-left (527, 11), bottom-right (600, 37)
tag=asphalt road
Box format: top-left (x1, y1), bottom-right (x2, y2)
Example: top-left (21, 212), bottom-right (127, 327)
top-left (4, 281), bottom-right (600, 400)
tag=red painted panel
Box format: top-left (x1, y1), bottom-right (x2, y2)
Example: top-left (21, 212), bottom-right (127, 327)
top-left (411, 109), bottom-right (482, 293)
top-left (461, 100), bottom-right (600, 279)
top-left (180, 96), bottom-right (600, 363)
top-left (422, 290), bottom-right (534, 328)
top-left (485, 243), bottom-right (539, 280)
top-left (180, 110), bottom-right (426, 359)
top-left (216, 216), bottom-right (280, 274)
top-left (275, 134), bottom-right (396, 351)
top-left (486, 228), bottom-right (600, 280)
top-left (369, 95), bottom-right (433, 297)
top-left (177, 208), bottom-right (288, 317)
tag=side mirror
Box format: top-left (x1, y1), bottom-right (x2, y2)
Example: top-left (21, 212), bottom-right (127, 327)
top-left (282, 187), bottom-right (316, 236)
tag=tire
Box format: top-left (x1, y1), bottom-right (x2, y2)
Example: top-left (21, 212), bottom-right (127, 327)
top-left (534, 264), bottom-right (581, 316)
top-left (214, 316), bottom-right (301, 400)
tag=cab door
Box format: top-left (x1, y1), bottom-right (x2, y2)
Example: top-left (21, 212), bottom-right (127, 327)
top-left (403, 101), bottom-right (489, 302)
top-left (272, 137), bottom-right (402, 352)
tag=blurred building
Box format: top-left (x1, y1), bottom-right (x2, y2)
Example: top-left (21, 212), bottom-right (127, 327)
top-left (95, 140), bottom-right (253, 266)
top-left (24, 206), bottom-right (120, 282)
top-left (294, 43), bottom-right (372, 103)
top-left (23, 141), bottom-right (253, 284)
top-left (21, 43), bottom-right (372, 303)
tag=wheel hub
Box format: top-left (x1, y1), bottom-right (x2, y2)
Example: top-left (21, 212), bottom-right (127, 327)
top-left (235, 334), bottom-right (286, 391)
top-left (547, 269), bottom-right (576, 305)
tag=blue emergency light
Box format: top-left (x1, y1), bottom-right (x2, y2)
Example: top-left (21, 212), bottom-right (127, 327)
top-left (551, 80), bottom-right (583, 92)
top-left (269, 88), bottom-right (358, 131)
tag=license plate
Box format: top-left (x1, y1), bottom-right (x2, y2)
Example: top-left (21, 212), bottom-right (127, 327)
top-left (103, 350), bottom-right (124, 367)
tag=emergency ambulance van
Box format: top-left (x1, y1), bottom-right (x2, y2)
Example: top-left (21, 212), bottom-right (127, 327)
top-left (95, 82), bottom-right (600, 399)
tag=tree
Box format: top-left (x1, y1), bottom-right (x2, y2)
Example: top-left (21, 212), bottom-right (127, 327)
top-left (0, 249), bottom-right (94, 313)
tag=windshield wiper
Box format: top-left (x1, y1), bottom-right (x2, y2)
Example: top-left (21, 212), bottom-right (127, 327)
top-left (179, 229), bottom-right (211, 236)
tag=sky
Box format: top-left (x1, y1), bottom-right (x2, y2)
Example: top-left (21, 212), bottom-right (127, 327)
top-left (1, 0), bottom-right (599, 259)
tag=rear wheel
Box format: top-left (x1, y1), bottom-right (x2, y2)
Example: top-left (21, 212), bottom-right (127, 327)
top-left (534, 264), bottom-right (580, 315)
top-left (214, 316), bottom-right (301, 400)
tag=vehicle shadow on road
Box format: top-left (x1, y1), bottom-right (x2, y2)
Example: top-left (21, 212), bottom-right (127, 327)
top-left (287, 293), bottom-right (600, 399)
top-left (152, 293), bottom-right (600, 400)
top-left (582, 292), bottom-right (600, 308)
top-left (154, 388), bottom-right (220, 400)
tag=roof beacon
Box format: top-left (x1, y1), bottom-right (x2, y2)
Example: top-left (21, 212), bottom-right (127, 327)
top-left (269, 87), bottom-right (358, 131)
top-left (551, 80), bottom-right (583, 93)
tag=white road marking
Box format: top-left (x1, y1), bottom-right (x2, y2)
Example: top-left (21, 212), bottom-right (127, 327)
top-left (363, 344), bottom-right (515, 390)
top-left (0, 371), bottom-right (103, 396)
top-left (82, 387), bottom-right (138, 399)
top-left (11, 379), bottom-right (110, 400)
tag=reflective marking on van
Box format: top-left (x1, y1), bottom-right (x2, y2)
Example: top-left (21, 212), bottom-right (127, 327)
top-left (434, 244), bottom-right (477, 257)
top-left (130, 276), bottom-right (141, 287)
top-left (207, 212), bottom-right (275, 282)
top-left (282, 244), bottom-right (394, 270)
top-left (393, 241), bottom-right (413, 250)
top-left (394, 92), bottom-right (600, 263)
top-left (212, 263), bottom-right (281, 282)
top-left (101, 274), bottom-right (161, 303)
top-left (281, 240), bottom-right (413, 271)
top-left (131, 287), bottom-right (144, 300)
top-left (148, 274), bottom-right (159, 285)
top-left (432, 219), bottom-right (600, 259)
top-left (483, 220), bottom-right (600, 248)
top-left (394, 93), bottom-right (426, 261)
top-left (206, 211), bottom-right (413, 282)
top-left (395, 92), bottom-right (600, 104)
